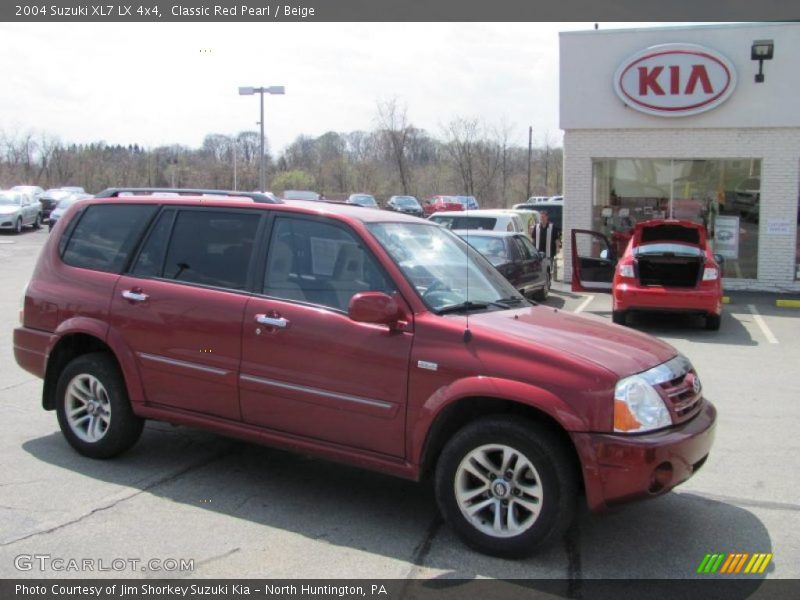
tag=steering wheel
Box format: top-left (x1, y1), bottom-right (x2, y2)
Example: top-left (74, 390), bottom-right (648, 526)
top-left (422, 279), bottom-right (451, 299)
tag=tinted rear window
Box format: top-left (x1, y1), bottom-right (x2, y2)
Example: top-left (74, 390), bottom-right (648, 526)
top-left (640, 225), bottom-right (700, 245)
top-left (62, 204), bottom-right (158, 273)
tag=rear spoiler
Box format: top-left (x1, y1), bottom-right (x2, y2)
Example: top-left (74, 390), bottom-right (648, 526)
top-left (95, 187), bottom-right (283, 204)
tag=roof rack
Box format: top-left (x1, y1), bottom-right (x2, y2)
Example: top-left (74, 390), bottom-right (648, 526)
top-left (95, 187), bottom-right (283, 204)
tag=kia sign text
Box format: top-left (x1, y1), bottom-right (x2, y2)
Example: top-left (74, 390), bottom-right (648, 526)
top-left (614, 44), bottom-right (737, 117)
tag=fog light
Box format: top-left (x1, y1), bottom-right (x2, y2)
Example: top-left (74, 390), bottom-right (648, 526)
top-left (649, 462), bottom-right (673, 494)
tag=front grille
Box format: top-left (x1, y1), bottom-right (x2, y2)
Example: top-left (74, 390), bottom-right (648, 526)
top-left (659, 371), bottom-right (703, 424)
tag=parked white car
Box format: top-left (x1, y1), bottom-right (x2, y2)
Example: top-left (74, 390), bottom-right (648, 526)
top-left (0, 190), bottom-right (43, 233)
top-left (428, 209), bottom-right (525, 233)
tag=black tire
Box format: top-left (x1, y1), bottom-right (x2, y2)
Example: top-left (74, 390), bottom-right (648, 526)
top-left (14, 218), bottom-right (22, 234)
top-left (434, 416), bottom-right (578, 558)
top-left (33, 213), bottom-right (42, 229)
top-left (705, 313), bottom-right (721, 331)
top-left (612, 310), bottom-right (627, 325)
top-left (55, 353), bottom-right (144, 458)
top-left (48, 222), bottom-right (54, 232)
top-left (532, 271), bottom-right (551, 302)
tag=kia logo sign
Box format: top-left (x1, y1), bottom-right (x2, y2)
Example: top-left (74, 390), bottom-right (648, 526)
top-left (614, 44), bottom-right (737, 117)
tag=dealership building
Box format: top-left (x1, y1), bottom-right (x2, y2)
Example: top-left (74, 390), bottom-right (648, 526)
top-left (560, 22), bottom-right (800, 291)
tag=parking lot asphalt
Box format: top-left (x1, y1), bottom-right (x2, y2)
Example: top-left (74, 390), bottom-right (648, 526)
top-left (1, 229), bottom-right (799, 582)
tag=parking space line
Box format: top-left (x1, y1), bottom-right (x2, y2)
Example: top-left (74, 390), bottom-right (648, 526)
top-left (748, 304), bottom-right (779, 344)
top-left (574, 295), bottom-right (595, 313)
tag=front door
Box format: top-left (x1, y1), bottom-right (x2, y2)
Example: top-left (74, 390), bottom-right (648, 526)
top-left (239, 215), bottom-right (413, 457)
top-left (571, 229), bottom-right (616, 292)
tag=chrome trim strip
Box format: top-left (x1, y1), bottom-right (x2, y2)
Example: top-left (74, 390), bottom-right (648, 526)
top-left (240, 374), bottom-right (393, 410)
top-left (138, 352), bottom-right (229, 376)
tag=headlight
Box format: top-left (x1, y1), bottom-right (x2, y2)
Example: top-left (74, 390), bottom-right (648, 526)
top-left (614, 375), bottom-right (671, 433)
top-left (702, 267), bottom-right (719, 281)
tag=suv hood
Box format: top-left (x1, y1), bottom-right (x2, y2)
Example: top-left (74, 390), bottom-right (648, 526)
top-left (468, 306), bottom-right (676, 378)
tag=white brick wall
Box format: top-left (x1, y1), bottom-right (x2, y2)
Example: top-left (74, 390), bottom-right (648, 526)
top-left (562, 127), bottom-right (800, 292)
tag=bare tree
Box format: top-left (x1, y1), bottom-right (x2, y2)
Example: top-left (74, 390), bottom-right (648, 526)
top-left (376, 98), bottom-right (412, 194)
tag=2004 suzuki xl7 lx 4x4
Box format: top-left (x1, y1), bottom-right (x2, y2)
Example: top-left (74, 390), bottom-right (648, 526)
top-left (14, 191), bottom-right (716, 557)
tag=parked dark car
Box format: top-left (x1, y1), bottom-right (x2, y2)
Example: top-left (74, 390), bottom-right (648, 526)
top-left (386, 195), bottom-right (424, 218)
top-left (39, 189), bottom-right (74, 221)
top-left (456, 230), bottom-right (551, 301)
top-left (15, 189), bottom-right (716, 558)
top-left (48, 194), bottom-right (92, 231)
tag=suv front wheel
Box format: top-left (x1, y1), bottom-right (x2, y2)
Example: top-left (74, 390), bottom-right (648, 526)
top-left (55, 353), bottom-right (144, 458)
top-left (435, 416), bottom-right (577, 558)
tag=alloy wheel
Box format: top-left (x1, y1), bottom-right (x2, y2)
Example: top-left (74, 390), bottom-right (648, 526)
top-left (454, 444), bottom-right (543, 538)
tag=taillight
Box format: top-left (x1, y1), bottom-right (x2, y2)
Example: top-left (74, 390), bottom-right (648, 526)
top-left (19, 282), bottom-right (28, 325)
top-left (618, 262), bottom-right (635, 279)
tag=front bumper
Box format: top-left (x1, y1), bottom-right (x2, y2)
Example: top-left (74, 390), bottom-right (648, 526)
top-left (614, 283), bottom-right (721, 316)
top-left (570, 400), bottom-right (716, 512)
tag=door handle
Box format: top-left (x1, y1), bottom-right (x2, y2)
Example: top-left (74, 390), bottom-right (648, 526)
top-left (121, 290), bottom-right (149, 302)
top-left (255, 314), bottom-right (289, 329)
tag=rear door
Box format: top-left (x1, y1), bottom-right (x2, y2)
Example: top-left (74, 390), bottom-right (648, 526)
top-left (239, 214), bottom-right (414, 457)
top-left (110, 207), bottom-right (263, 420)
top-left (571, 229), bottom-right (616, 292)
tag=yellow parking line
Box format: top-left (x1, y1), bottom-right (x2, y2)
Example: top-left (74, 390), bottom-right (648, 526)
top-left (776, 299), bottom-right (800, 308)
top-left (722, 296), bottom-right (731, 304)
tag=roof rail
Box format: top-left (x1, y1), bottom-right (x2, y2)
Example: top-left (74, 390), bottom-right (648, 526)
top-left (95, 187), bottom-right (283, 204)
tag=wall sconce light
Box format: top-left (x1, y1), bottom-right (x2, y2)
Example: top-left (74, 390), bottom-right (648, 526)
top-left (751, 39), bottom-right (774, 83)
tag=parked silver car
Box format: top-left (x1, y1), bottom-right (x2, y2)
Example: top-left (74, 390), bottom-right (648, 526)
top-left (0, 191), bottom-right (43, 233)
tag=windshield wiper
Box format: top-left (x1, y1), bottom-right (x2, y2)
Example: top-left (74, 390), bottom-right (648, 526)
top-left (436, 300), bottom-right (509, 315)
top-left (493, 296), bottom-right (525, 307)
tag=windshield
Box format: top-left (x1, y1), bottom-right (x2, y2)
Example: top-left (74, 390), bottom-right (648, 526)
top-left (367, 222), bottom-right (523, 313)
top-left (0, 194), bottom-right (20, 206)
top-left (55, 197), bottom-right (80, 209)
top-left (392, 196), bottom-right (419, 207)
top-left (351, 195), bottom-right (377, 206)
top-left (283, 190), bottom-right (320, 201)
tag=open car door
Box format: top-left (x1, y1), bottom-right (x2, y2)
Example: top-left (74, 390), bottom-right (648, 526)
top-left (571, 229), bottom-right (616, 292)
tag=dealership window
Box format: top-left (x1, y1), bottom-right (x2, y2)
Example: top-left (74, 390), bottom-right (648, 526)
top-left (592, 159), bottom-right (761, 279)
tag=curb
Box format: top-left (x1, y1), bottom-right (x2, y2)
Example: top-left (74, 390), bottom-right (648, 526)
top-left (776, 299), bottom-right (800, 308)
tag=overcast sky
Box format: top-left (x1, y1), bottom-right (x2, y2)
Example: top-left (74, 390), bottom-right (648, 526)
top-left (1, 22), bottom-right (672, 153)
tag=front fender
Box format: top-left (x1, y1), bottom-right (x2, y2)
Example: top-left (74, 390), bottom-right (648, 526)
top-left (409, 375), bottom-right (588, 466)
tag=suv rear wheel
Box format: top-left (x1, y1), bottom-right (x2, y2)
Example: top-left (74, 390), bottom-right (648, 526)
top-left (55, 353), bottom-right (144, 458)
top-left (434, 416), bottom-right (577, 558)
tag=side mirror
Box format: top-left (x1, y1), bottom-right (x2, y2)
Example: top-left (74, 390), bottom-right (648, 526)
top-left (349, 292), bottom-right (399, 326)
top-left (713, 253), bottom-right (725, 267)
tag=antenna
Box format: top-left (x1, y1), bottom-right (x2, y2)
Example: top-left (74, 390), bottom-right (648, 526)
top-left (464, 196), bottom-right (471, 343)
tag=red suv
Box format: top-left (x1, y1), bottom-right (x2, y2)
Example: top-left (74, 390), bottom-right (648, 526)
top-left (14, 189), bottom-right (716, 558)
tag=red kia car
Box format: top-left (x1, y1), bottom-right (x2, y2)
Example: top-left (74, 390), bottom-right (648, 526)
top-left (572, 219), bottom-right (724, 330)
top-left (15, 191), bottom-right (716, 557)
top-left (423, 195), bottom-right (465, 217)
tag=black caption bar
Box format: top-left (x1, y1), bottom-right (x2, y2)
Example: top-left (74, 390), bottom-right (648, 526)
top-left (3, 579), bottom-right (800, 600)
top-left (4, 0), bottom-right (800, 22)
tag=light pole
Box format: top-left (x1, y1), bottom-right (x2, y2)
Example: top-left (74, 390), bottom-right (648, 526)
top-left (238, 85), bottom-right (285, 192)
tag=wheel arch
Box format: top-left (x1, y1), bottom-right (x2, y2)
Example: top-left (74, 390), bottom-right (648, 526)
top-left (416, 391), bottom-right (583, 486)
top-left (43, 324), bottom-right (144, 411)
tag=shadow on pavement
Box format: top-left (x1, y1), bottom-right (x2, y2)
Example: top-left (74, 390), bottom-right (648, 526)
top-left (21, 425), bottom-right (773, 594)
top-left (591, 310), bottom-right (758, 347)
